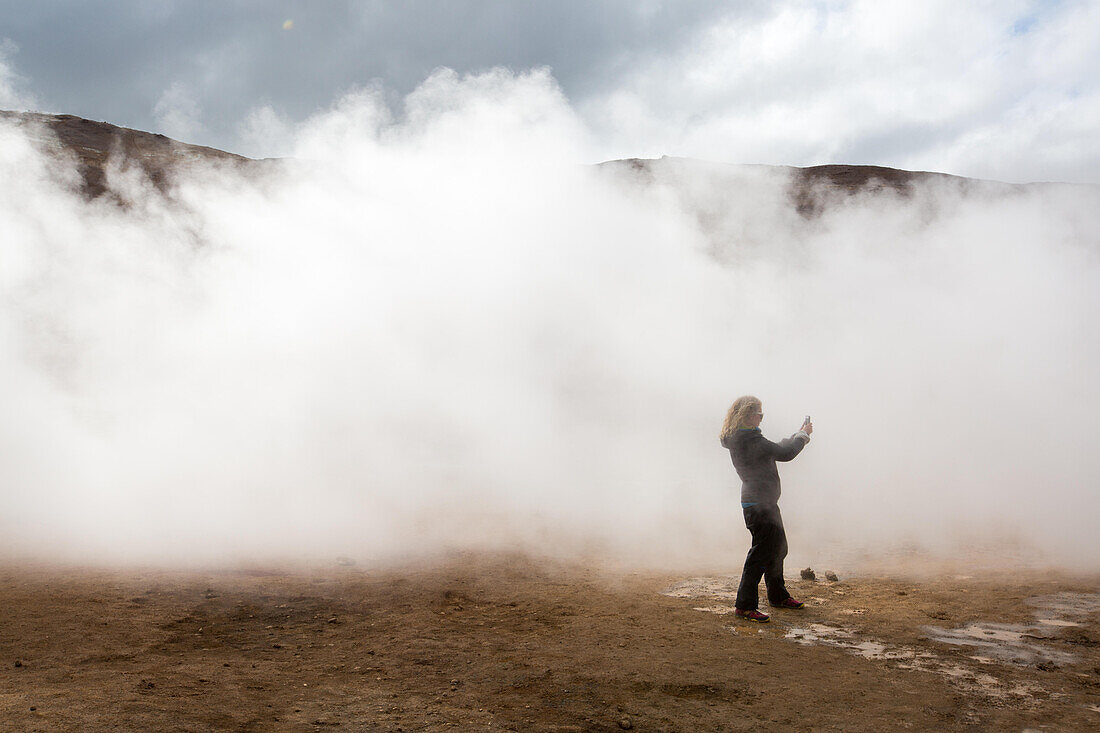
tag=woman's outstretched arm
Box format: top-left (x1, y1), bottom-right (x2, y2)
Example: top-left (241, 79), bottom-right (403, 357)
top-left (759, 430), bottom-right (811, 462)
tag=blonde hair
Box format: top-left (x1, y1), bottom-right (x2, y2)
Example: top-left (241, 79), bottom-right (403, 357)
top-left (720, 395), bottom-right (761, 442)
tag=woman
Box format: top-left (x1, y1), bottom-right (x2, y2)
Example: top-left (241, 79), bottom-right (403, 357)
top-left (720, 395), bottom-right (813, 622)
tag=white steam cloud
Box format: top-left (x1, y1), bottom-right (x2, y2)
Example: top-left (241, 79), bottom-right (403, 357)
top-left (2, 67), bottom-right (1098, 571)
top-left (153, 82), bottom-right (204, 143)
top-left (0, 40), bottom-right (37, 111)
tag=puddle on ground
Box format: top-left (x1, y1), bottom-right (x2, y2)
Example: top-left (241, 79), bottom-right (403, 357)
top-left (922, 591), bottom-right (1100, 667)
top-left (922, 622), bottom-right (1076, 666)
top-left (1037, 618), bottom-right (1081, 627)
top-left (1027, 592), bottom-right (1100, 618)
top-left (778, 620), bottom-right (1035, 698)
top-left (785, 623), bottom-right (924, 662)
top-left (666, 577), bottom-right (1100, 704)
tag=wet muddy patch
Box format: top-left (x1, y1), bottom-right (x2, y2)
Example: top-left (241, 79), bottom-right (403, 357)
top-left (664, 577), bottom-right (1100, 704)
top-left (1028, 592), bottom-right (1100, 620)
top-left (921, 622), bottom-right (1076, 666)
top-left (784, 622), bottom-right (927, 662)
top-left (922, 592), bottom-right (1100, 668)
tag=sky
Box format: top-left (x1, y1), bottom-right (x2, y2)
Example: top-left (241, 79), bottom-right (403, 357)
top-left (1, 0), bottom-right (1099, 183)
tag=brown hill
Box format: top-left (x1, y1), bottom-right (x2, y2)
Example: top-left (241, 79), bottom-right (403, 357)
top-left (0, 110), bottom-right (1073, 215)
top-left (0, 110), bottom-right (266, 200)
top-left (598, 156), bottom-right (1035, 219)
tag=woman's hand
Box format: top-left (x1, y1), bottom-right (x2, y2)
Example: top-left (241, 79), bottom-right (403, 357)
top-left (801, 416), bottom-right (814, 435)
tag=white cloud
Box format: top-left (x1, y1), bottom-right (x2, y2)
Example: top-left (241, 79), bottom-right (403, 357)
top-left (580, 0), bottom-right (1100, 183)
top-left (237, 104), bottom-right (296, 159)
top-left (0, 39), bottom-right (38, 111)
top-left (153, 81), bottom-right (204, 142)
top-left (1, 68), bottom-right (1098, 570)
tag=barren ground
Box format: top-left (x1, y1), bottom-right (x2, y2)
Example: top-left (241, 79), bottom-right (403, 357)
top-left (1, 555), bottom-right (1098, 732)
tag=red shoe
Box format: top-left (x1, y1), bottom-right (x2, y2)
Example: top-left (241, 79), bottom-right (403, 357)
top-left (770, 597), bottom-right (806, 609)
top-left (734, 608), bottom-right (770, 622)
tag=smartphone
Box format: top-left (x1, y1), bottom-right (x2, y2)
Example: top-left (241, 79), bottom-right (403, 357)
top-left (804, 415), bottom-right (811, 424)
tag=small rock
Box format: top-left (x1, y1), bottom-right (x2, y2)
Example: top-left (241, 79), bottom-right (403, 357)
top-left (824, 570), bottom-right (839, 582)
top-left (800, 567), bottom-right (816, 581)
top-left (29, 707), bottom-right (36, 711)
top-left (618, 717), bottom-right (634, 730)
top-left (14, 660), bottom-right (23, 668)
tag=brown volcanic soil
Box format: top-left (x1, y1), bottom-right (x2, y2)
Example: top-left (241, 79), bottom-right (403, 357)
top-left (1, 555), bottom-right (1098, 732)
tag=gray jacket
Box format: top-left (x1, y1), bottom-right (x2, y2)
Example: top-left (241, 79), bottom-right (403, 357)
top-left (721, 427), bottom-right (810, 505)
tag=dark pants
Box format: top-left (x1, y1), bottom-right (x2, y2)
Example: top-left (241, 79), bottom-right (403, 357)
top-left (735, 503), bottom-right (791, 610)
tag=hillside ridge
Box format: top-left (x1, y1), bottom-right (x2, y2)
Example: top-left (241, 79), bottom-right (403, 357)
top-left (1, 110), bottom-right (1075, 211)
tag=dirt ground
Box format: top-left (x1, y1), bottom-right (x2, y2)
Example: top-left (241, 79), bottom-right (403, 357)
top-left (1, 554), bottom-right (1098, 732)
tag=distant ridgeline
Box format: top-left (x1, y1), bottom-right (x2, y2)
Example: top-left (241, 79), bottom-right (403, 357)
top-left (0, 110), bottom-right (1076, 213)
top-left (0, 110), bottom-right (267, 201)
top-left (596, 156), bottom-right (1049, 220)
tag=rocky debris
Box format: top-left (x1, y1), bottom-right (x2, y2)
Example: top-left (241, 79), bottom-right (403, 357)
top-left (825, 571), bottom-right (839, 582)
top-left (800, 568), bottom-right (816, 581)
top-left (618, 717), bottom-right (634, 730)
